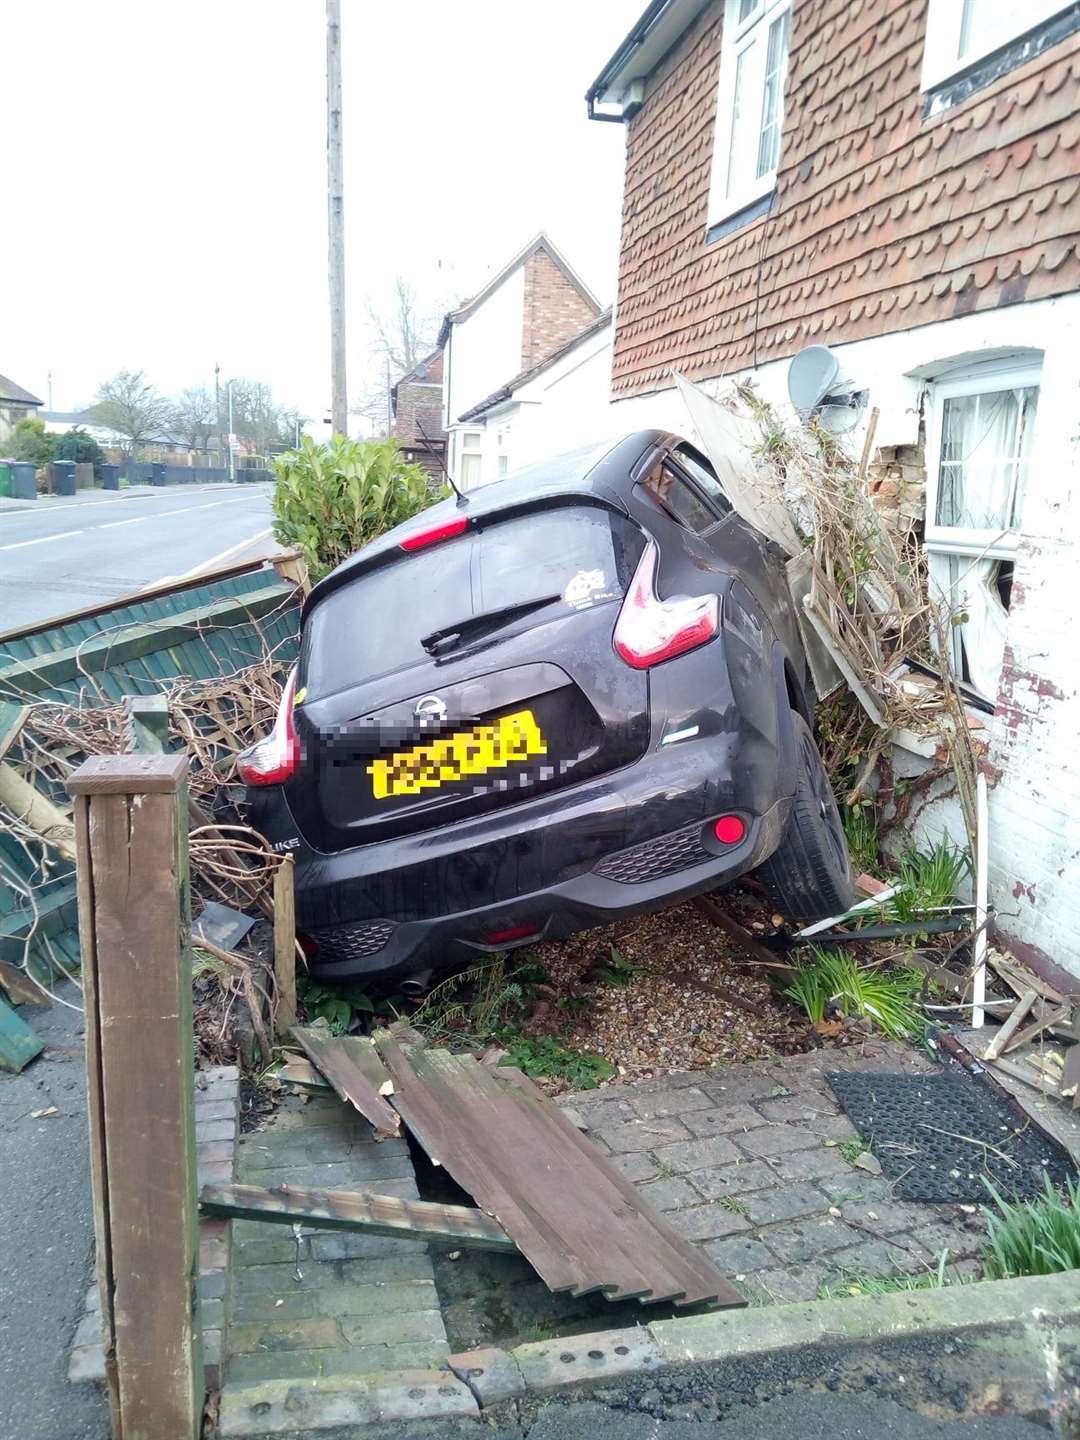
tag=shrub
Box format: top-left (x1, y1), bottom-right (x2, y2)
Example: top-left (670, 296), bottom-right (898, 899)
top-left (52, 426), bottom-right (106, 468)
top-left (7, 416), bottom-right (55, 467)
top-left (271, 435), bottom-right (437, 581)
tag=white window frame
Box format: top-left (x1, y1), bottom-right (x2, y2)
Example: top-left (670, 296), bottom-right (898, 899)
top-left (924, 358), bottom-right (1041, 694)
top-left (707, 0), bottom-right (792, 229)
top-left (921, 0), bottom-right (1073, 92)
top-left (923, 358), bottom-right (1041, 559)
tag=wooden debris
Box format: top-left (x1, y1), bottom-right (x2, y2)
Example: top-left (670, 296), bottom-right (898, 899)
top-left (1002, 1005), bottom-right (1072, 1057)
top-left (200, 1182), bottom-right (517, 1252)
top-left (0, 762), bottom-right (77, 860)
top-left (375, 1031), bottom-right (744, 1308)
top-left (291, 1025), bottom-right (400, 1138)
top-left (278, 1056), bottom-right (331, 1091)
top-left (0, 958), bottom-right (51, 1006)
top-left (1061, 1047), bottom-right (1080, 1110)
top-left (0, 996), bottom-right (43, 1071)
top-left (984, 990), bottom-right (1038, 1062)
top-left (0, 700), bottom-right (27, 762)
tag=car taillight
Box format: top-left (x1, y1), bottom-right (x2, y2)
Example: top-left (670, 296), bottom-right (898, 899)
top-left (483, 923), bottom-right (540, 945)
top-left (238, 666), bottom-right (300, 786)
top-left (613, 541), bottom-right (719, 669)
top-left (399, 516), bottom-right (469, 551)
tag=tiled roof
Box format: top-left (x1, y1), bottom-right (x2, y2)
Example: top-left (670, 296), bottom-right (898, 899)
top-left (0, 373), bottom-right (43, 407)
top-left (611, 0), bottom-right (1080, 395)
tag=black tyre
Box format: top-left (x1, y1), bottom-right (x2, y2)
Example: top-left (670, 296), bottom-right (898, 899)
top-left (758, 710), bottom-right (856, 921)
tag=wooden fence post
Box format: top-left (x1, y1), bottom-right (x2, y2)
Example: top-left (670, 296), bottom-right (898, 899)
top-left (273, 854), bottom-right (297, 1037)
top-left (68, 753), bottom-right (202, 1440)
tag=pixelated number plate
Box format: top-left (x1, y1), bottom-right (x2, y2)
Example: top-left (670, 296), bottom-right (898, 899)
top-left (367, 708), bottom-right (547, 800)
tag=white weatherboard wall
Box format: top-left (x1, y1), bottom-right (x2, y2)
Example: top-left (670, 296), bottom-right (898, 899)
top-left (470, 322), bottom-right (615, 485)
top-left (444, 266), bottom-right (526, 472)
top-left (609, 295), bottom-right (1080, 983)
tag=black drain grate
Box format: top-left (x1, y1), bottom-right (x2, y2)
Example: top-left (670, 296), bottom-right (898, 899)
top-left (826, 1068), bottom-right (1077, 1203)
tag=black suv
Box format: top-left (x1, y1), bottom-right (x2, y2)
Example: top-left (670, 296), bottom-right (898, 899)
top-left (242, 431), bottom-right (853, 985)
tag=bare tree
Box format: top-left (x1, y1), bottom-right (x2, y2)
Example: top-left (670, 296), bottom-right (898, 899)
top-left (367, 275), bottom-right (439, 379)
top-left (170, 385), bottom-right (216, 452)
top-left (91, 370), bottom-right (173, 457)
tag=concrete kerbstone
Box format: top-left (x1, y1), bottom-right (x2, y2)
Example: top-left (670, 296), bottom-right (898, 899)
top-left (218, 1369), bottom-right (477, 1436)
top-left (513, 1325), bottom-right (662, 1390)
top-left (448, 1345), bottom-right (526, 1405)
top-left (647, 1269), bottom-right (1080, 1368)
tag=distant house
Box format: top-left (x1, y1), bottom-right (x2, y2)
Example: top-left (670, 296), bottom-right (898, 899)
top-left (439, 232), bottom-right (604, 489)
top-left (391, 349), bottom-right (447, 480)
top-left (457, 308), bottom-right (614, 480)
top-left (0, 374), bottom-right (43, 444)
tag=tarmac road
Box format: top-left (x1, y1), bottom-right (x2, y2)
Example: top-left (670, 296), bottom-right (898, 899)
top-left (0, 483), bottom-right (280, 630)
top-left (0, 986), bottom-right (108, 1440)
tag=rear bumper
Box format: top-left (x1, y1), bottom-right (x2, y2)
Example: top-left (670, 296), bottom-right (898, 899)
top-left (249, 723), bottom-right (793, 980)
top-left (305, 798), bottom-right (790, 980)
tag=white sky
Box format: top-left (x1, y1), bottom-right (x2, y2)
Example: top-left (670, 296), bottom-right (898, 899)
top-left (1, 0), bottom-right (641, 425)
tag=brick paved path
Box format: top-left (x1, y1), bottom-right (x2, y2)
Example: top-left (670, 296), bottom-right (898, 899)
top-left (222, 1039), bottom-right (985, 1395)
top-left (559, 1039), bottom-right (985, 1302)
top-left (224, 1090), bottom-right (449, 1385)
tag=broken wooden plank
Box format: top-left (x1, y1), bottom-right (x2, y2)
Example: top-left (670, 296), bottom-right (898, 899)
top-left (0, 958), bottom-right (51, 1006)
top-left (984, 989), bottom-right (1038, 1062)
top-left (1062, 1047), bottom-right (1080, 1110)
top-left (0, 994), bottom-right (44, 1071)
top-left (291, 1025), bottom-right (399, 1137)
top-left (375, 1032), bottom-right (744, 1309)
top-left (987, 953), bottom-right (1065, 1006)
top-left (278, 1056), bottom-right (331, 1091)
top-left (1002, 1005), bottom-right (1072, 1057)
top-left (199, 1182), bottom-right (517, 1252)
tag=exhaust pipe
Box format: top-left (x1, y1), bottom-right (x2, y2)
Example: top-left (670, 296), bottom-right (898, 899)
top-left (400, 968), bottom-right (434, 999)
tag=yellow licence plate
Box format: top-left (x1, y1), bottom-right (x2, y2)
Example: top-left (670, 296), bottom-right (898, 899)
top-left (367, 709), bottom-right (547, 800)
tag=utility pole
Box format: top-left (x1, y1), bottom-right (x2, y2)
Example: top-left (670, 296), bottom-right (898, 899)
top-left (326, 0), bottom-right (347, 437)
top-left (214, 362), bottom-right (222, 469)
top-left (227, 380), bottom-right (235, 482)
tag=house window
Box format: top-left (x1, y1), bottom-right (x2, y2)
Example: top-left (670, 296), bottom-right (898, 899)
top-left (921, 0), bottom-right (1073, 91)
top-left (924, 360), bottom-right (1041, 700)
top-left (459, 430), bottom-right (483, 489)
top-left (707, 0), bottom-right (792, 229)
top-left (497, 455), bottom-right (509, 476)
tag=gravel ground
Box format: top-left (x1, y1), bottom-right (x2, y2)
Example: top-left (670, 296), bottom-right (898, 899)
top-left (526, 894), bottom-right (812, 1084)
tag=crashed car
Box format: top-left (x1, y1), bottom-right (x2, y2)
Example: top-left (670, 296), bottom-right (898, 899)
top-left (241, 431), bottom-right (853, 987)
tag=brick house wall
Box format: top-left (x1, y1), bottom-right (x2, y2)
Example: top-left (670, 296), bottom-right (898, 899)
top-left (613, 0), bottom-right (1080, 397)
top-left (599, 0), bottom-right (1080, 981)
top-left (392, 351), bottom-right (446, 476)
top-left (521, 245), bottom-right (601, 372)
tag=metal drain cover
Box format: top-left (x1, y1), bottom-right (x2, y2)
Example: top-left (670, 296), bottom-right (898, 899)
top-left (826, 1069), bottom-right (1076, 1203)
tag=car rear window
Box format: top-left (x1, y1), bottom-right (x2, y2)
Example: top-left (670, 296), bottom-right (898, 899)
top-left (303, 505), bottom-right (643, 695)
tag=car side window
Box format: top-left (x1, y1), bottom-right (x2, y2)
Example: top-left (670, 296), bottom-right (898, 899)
top-left (639, 460), bottom-right (722, 535)
top-left (672, 444), bottom-right (733, 517)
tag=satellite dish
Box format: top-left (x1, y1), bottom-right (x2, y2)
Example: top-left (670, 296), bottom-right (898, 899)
top-left (788, 344), bottom-right (867, 434)
top-left (788, 345), bottom-right (840, 413)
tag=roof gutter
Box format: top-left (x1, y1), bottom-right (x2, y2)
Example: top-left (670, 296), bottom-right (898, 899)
top-left (585, 0), bottom-right (711, 122)
top-left (586, 0), bottom-right (671, 120)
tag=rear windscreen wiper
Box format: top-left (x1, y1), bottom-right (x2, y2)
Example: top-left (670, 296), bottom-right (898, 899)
top-left (420, 594), bottom-right (562, 656)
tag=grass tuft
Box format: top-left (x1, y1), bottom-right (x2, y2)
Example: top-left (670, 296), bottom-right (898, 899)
top-left (818, 1249), bottom-right (962, 1299)
top-left (784, 948), bottom-right (925, 1040)
top-left (980, 1174), bottom-right (1080, 1279)
top-left (889, 837), bottom-right (972, 925)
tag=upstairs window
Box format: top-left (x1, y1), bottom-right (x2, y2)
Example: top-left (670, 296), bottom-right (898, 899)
top-left (707, 0), bottom-right (791, 230)
top-left (921, 0), bottom-right (1074, 92)
top-left (924, 359), bottom-right (1041, 700)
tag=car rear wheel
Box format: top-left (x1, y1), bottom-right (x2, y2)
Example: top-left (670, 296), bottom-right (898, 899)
top-left (758, 710), bottom-right (855, 921)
